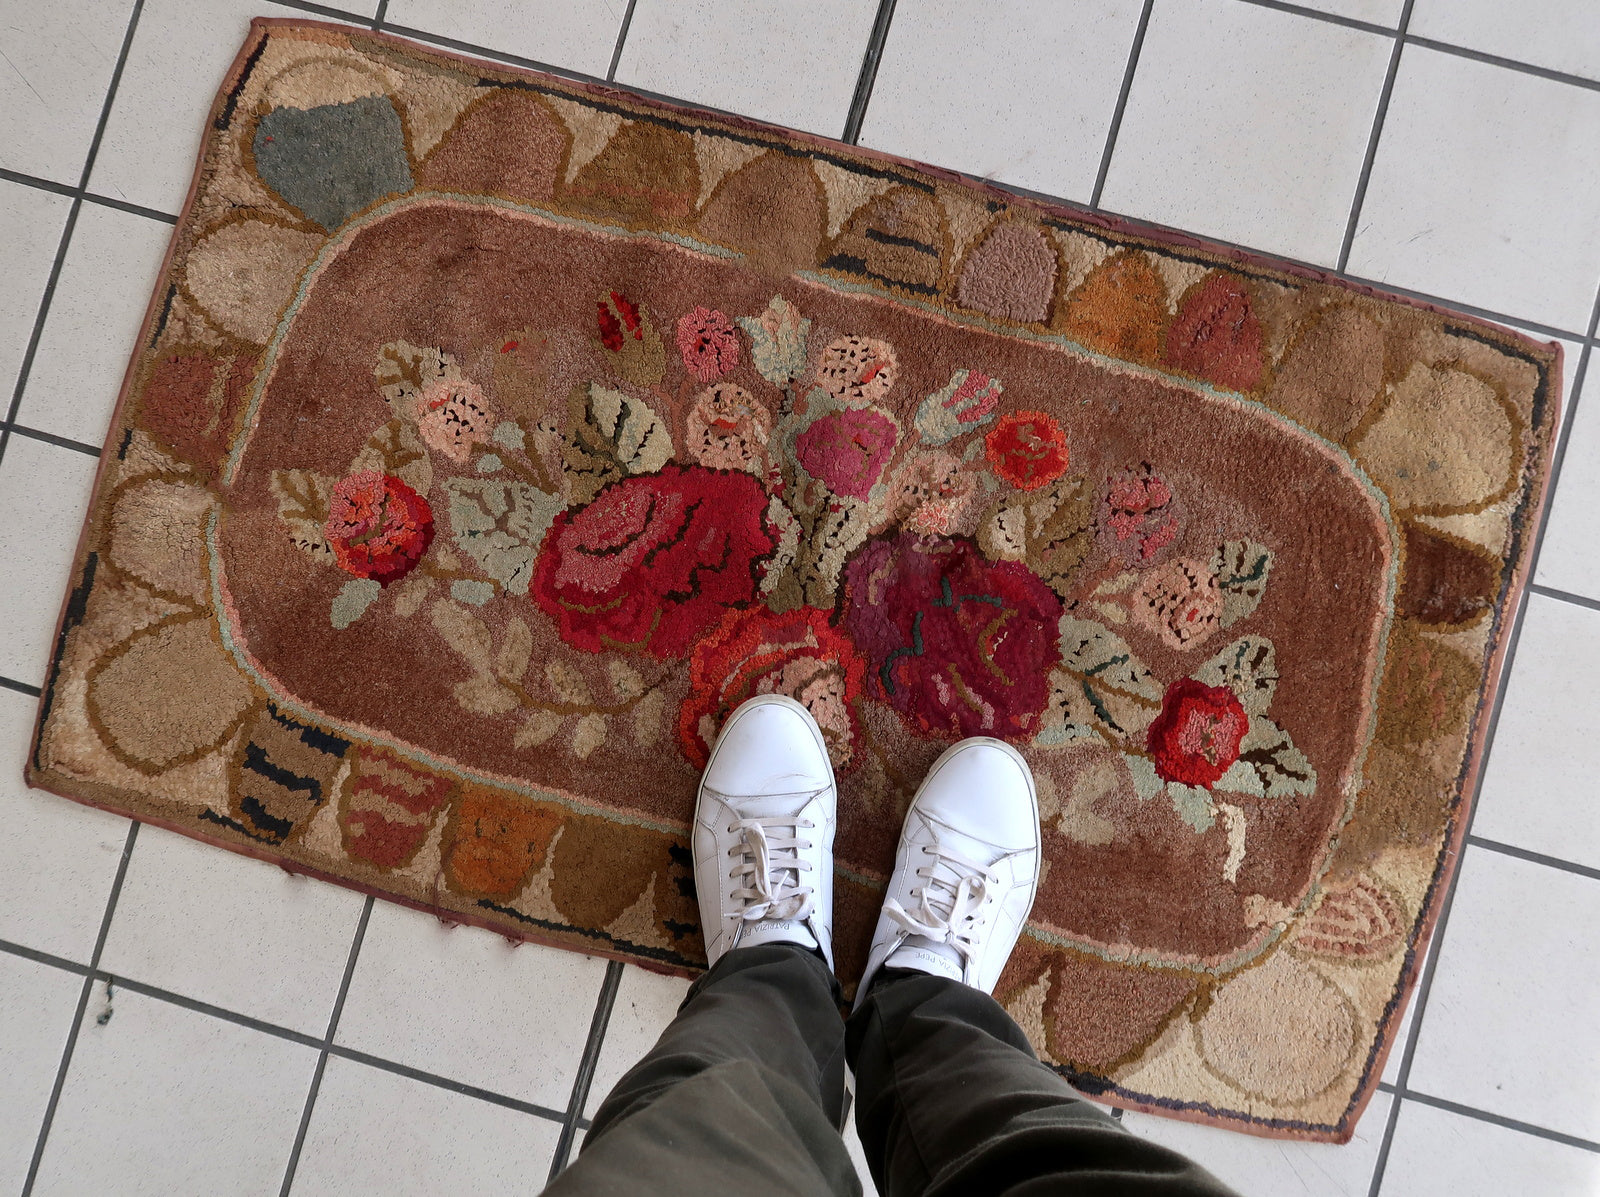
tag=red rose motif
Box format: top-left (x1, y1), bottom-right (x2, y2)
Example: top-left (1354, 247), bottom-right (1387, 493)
top-left (678, 606), bottom-right (868, 771)
top-left (531, 464), bottom-right (777, 658)
top-left (1103, 462), bottom-right (1181, 563)
top-left (985, 410), bottom-right (1069, 491)
top-left (796, 407), bottom-right (898, 500)
top-left (325, 470), bottom-right (433, 585)
top-left (841, 534), bottom-right (1061, 739)
top-left (676, 305), bottom-right (740, 382)
top-left (1146, 678), bottom-right (1248, 788)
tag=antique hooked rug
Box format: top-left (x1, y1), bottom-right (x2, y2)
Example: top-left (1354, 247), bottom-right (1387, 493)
top-left (27, 18), bottom-right (1559, 1143)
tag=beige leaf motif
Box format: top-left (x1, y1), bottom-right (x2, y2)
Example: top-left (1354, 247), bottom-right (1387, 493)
top-left (516, 709), bottom-right (564, 748)
top-left (572, 714), bottom-right (608, 759)
top-left (374, 340), bottom-right (456, 415)
top-left (633, 689), bottom-right (665, 747)
top-left (453, 673), bottom-right (519, 716)
top-left (352, 418), bottom-right (432, 494)
top-left (269, 469), bottom-right (336, 563)
top-left (607, 660), bottom-right (645, 700)
top-left (430, 600), bottom-right (495, 673)
top-left (497, 617), bottom-right (533, 682)
top-left (546, 659), bottom-right (594, 705)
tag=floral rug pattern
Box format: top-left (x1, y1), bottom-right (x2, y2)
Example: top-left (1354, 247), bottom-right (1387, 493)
top-left (27, 20), bottom-right (1559, 1144)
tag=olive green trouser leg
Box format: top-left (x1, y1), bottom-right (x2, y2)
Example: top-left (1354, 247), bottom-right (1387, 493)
top-left (548, 946), bottom-right (1237, 1197)
top-left (848, 969), bottom-right (1239, 1197)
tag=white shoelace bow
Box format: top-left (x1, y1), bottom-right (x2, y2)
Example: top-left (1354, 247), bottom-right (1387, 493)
top-left (728, 816), bottom-right (816, 922)
top-left (882, 843), bottom-right (999, 969)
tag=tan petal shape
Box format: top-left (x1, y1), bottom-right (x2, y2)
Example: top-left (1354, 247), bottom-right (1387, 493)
top-left (417, 89), bottom-right (571, 202)
top-left (823, 186), bottom-right (945, 292)
top-left (564, 121), bottom-right (699, 222)
top-left (1291, 874), bottom-right (1406, 960)
top-left (1058, 251), bottom-right (1168, 363)
top-left (697, 151), bottom-right (825, 275)
top-left (87, 615), bottom-right (255, 772)
top-left (1197, 952), bottom-right (1357, 1102)
top-left (183, 219), bottom-right (324, 345)
top-left (956, 221), bottom-right (1058, 324)
top-left (1268, 306), bottom-right (1384, 442)
top-left (108, 477), bottom-right (216, 602)
top-left (1353, 362), bottom-right (1519, 513)
top-left (260, 57), bottom-right (390, 110)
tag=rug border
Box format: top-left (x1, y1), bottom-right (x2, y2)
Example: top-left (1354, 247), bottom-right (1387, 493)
top-left (23, 16), bottom-right (1565, 1145)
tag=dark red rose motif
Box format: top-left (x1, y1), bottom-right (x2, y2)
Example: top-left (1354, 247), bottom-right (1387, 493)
top-left (841, 534), bottom-right (1061, 739)
top-left (1147, 678), bottom-right (1248, 788)
top-left (795, 407), bottom-right (898, 500)
top-left (1102, 462), bottom-right (1181, 563)
top-left (676, 306), bottom-right (741, 382)
top-left (985, 410), bottom-right (1070, 491)
top-left (531, 464), bottom-right (777, 658)
top-left (678, 606), bottom-right (868, 771)
top-left (324, 470), bottom-right (434, 585)
top-left (597, 290), bottom-right (643, 352)
top-left (1164, 272), bottom-right (1264, 392)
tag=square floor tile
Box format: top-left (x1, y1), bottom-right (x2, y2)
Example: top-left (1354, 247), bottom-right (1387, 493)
top-left (1120, 1089), bottom-right (1393, 1196)
top-left (336, 901), bottom-right (605, 1111)
top-left (1411, 0), bottom-right (1600, 85)
top-left (98, 825), bottom-right (366, 1037)
top-left (0, 953), bottom-right (83, 1194)
top-left (292, 1055), bottom-right (561, 1195)
top-left (383, 0), bottom-right (624, 78)
top-left (0, 180), bottom-right (71, 401)
top-left (1406, 846), bottom-right (1600, 1142)
top-left (88, 0), bottom-right (352, 217)
top-left (1469, 593), bottom-right (1600, 870)
top-left (0, 690), bottom-right (129, 962)
top-left (856, 0), bottom-right (1144, 204)
top-left (584, 964), bottom-right (689, 1117)
top-left (15, 202), bottom-right (172, 447)
top-left (0, 436), bottom-right (99, 686)
top-left (1537, 368), bottom-right (1600, 602)
top-left (30, 987), bottom-right (317, 1196)
top-left (615, 0), bottom-right (879, 139)
top-left (1098, 0), bottom-right (1392, 266)
top-left (1379, 1098), bottom-right (1600, 1195)
top-left (1292, 0), bottom-right (1405, 25)
top-left (1347, 46), bottom-right (1600, 332)
top-left (0, 0), bottom-right (132, 185)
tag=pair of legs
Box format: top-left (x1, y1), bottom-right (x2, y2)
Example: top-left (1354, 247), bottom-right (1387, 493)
top-left (547, 697), bottom-right (1236, 1196)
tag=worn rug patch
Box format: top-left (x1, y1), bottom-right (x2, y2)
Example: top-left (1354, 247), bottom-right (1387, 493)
top-left (28, 19), bottom-right (1559, 1142)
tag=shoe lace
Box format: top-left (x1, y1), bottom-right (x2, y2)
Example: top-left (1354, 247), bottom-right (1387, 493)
top-left (882, 843), bottom-right (999, 969)
top-left (728, 815), bottom-right (816, 923)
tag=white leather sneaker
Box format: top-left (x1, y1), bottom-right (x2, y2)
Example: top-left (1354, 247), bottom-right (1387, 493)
top-left (855, 738), bottom-right (1040, 1005)
top-left (693, 694), bottom-right (837, 970)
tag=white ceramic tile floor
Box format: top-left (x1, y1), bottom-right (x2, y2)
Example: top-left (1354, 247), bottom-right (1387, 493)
top-left (3, 1), bottom-right (1600, 1193)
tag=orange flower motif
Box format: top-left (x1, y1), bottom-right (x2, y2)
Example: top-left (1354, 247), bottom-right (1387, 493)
top-left (985, 410), bottom-right (1069, 491)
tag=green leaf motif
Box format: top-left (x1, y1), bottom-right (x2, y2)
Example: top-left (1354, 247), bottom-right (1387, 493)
top-left (1218, 716), bottom-right (1316, 798)
top-left (330, 577), bottom-right (381, 629)
top-left (737, 296), bottom-right (810, 386)
top-left (1194, 636), bottom-right (1279, 716)
top-left (445, 477), bottom-right (561, 593)
top-left (1212, 540), bottom-right (1272, 628)
top-left (562, 383), bottom-right (674, 504)
top-left (1057, 618), bottom-right (1163, 702)
top-left (1126, 754), bottom-right (1164, 801)
top-left (1169, 783), bottom-right (1216, 832)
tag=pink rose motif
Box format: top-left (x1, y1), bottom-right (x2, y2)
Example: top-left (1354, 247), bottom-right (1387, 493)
top-left (1135, 559), bottom-right (1222, 651)
top-left (685, 383), bottom-right (771, 474)
top-left (1103, 463), bottom-right (1182, 563)
top-left (676, 306), bottom-right (740, 382)
top-left (415, 377), bottom-right (494, 462)
top-left (795, 407), bottom-right (899, 500)
top-left (324, 470), bottom-right (434, 586)
top-left (815, 335), bottom-right (897, 407)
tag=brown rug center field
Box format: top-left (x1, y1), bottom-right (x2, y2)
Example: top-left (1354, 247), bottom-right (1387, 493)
top-left (28, 19), bottom-right (1558, 1143)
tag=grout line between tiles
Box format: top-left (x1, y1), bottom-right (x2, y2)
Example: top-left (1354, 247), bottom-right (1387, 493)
top-left (1528, 582), bottom-right (1600, 614)
top-left (277, 896), bottom-right (373, 1196)
top-left (605, 0), bottom-right (638, 84)
top-left (1233, 0), bottom-right (1394, 36)
top-left (1366, 286), bottom-right (1600, 1196)
top-left (1406, 35), bottom-right (1600, 95)
top-left (0, 674), bottom-right (43, 697)
top-left (262, 0), bottom-right (371, 23)
top-left (0, 167), bottom-right (177, 223)
top-left (1465, 835), bottom-right (1600, 883)
top-left (841, 0), bottom-right (899, 145)
top-left (22, 820), bottom-right (139, 1197)
top-left (370, 0), bottom-right (388, 31)
top-left (377, 23), bottom-right (607, 85)
top-left (548, 960), bottom-right (625, 1182)
top-left (1337, 0), bottom-right (1414, 273)
top-left (0, 937), bottom-right (93, 977)
top-left (1397, 1090), bottom-right (1600, 1156)
top-left (0, 422), bottom-right (103, 458)
top-left (323, 1042), bottom-right (569, 1123)
top-left (0, 0), bottom-right (144, 473)
top-left (1088, 0), bottom-right (1155, 211)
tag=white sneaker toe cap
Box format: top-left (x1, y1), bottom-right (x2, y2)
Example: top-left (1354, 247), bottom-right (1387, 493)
top-left (703, 696), bottom-right (832, 797)
top-left (917, 739), bottom-right (1038, 852)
